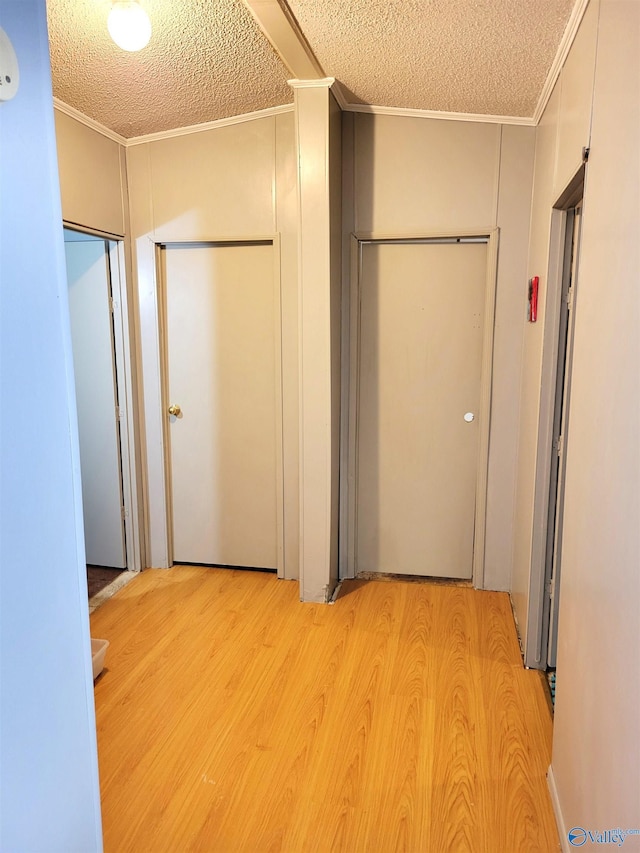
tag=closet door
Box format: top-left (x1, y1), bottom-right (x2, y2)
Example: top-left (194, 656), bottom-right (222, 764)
top-left (356, 240), bottom-right (487, 579)
top-left (66, 238), bottom-right (126, 568)
top-left (163, 242), bottom-right (280, 569)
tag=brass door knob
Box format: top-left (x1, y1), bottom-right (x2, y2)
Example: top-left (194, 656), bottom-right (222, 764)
top-left (168, 404), bottom-right (182, 417)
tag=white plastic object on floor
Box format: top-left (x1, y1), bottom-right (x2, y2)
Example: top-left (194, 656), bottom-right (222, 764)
top-left (91, 638), bottom-right (109, 680)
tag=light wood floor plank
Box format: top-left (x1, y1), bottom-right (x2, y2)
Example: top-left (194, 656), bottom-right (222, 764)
top-left (90, 567), bottom-right (559, 852)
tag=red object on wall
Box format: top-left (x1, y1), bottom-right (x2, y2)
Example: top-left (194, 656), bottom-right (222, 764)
top-left (528, 276), bottom-right (539, 322)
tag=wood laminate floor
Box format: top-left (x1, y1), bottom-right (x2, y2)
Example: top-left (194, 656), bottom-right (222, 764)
top-left (90, 566), bottom-right (559, 852)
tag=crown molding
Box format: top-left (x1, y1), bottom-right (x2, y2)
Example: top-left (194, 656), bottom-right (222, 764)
top-left (125, 104), bottom-right (294, 146)
top-left (343, 102), bottom-right (535, 127)
top-left (53, 98), bottom-right (127, 146)
top-left (58, 34), bottom-right (586, 154)
top-left (53, 0), bottom-right (588, 148)
top-left (329, 80), bottom-right (350, 111)
top-left (288, 77), bottom-right (336, 90)
top-left (53, 99), bottom-right (295, 148)
top-left (532, 0), bottom-right (590, 124)
top-left (288, 77), bottom-right (347, 112)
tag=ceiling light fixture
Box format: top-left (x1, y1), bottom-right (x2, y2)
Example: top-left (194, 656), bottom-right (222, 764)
top-left (107, 1), bottom-right (152, 52)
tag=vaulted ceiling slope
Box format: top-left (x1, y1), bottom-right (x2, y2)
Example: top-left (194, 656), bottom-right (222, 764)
top-left (288, 0), bottom-right (576, 118)
top-left (47, 0), bottom-right (293, 138)
top-left (46, 0), bottom-right (578, 140)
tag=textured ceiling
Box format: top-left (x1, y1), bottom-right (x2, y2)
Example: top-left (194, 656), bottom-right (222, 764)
top-left (46, 0), bottom-right (294, 138)
top-left (288, 0), bottom-right (576, 117)
top-left (46, 0), bottom-right (579, 139)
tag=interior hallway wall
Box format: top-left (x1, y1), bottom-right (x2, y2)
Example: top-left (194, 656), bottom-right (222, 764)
top-left (126, 111), bottom-right (300, 577)
top-left (511, 0), bottom-right (599, 647)
top-left (346, 113), bottom-right (536, 590)
top-left (0, 1), bottom-right (102, 848)
top-left (548, 0), bottom-right (640, 840)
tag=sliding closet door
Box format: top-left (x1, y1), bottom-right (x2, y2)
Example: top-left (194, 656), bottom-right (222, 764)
top-left (66, 237), bottom-right (126, 568)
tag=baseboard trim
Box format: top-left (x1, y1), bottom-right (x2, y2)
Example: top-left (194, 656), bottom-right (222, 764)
top-left (547, 764), bottom-right (570, 852)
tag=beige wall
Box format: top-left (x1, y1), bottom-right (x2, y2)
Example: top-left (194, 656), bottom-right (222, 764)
top-left (139, 121), bottom-right (275, 240)
top-left (548, 0), bottom-right (640, 838)
top-left (349, 112), bottom-right (536, 591)
top-left (505, 0), bottom-right (640, 836)
top-left (54, 109), bottom-right (127, 236)
top-left (511, 0), bottom-right (599, 646)
top-left (126, 112), bottom-right (300, 577)
top-left (354, 115), bottom-right (501, 234)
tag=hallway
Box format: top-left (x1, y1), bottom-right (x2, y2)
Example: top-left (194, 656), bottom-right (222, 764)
top-left (90, 567), bottom-right (558, 852)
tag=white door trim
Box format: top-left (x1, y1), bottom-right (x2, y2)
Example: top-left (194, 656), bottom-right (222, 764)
top-left (108, 240), bottom-right (142, 572)
top-left (63, 223), bottom-right (142, 573)
top-left (341, 229), bottom-right (499, 588)
top-left (154, 237), bottom-right (286, 577)
top-left (524, 166), bottom-right (585, 669)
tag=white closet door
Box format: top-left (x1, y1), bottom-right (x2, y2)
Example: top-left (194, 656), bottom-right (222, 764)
top-left (66, 239), bottom-right (126, 569)
top-left (164, 243), bottom-right (279, 569)
top-left (356, 241), bottom-right (486, 579)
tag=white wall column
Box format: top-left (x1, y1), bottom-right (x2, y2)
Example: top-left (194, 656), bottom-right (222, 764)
top-left (291, 79), bottom-right (342, 602)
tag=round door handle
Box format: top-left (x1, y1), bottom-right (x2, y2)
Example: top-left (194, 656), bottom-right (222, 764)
top-left (464, 412), bottom-right (475, 423)
top-left (168, 404), bottom-right (182, 417)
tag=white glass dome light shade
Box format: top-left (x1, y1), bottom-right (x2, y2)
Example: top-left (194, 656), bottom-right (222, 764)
top-left (107, 1), bottom-right (152, 52)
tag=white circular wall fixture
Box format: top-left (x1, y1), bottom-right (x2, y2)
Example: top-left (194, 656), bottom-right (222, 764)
top-left (0, 27), bottom-right (19, 102)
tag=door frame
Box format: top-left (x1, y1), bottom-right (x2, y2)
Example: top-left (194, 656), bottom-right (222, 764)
top-left (340, 229), bottom-right (499, 588)
top-left (156, 237), bottom-right (285, 578)
top-left (543, 203), bottom-right (582, 668)
top-left (524, 167), bottom-right (585, 669)
top-left (108, 239), bottom-right (142, 573)
top-left (63, 223), bottom-right (142, 573)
